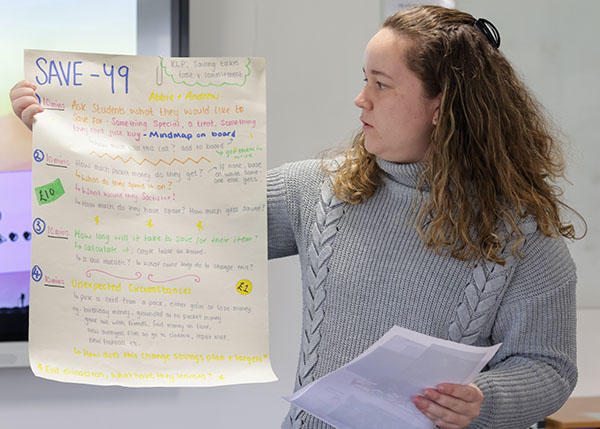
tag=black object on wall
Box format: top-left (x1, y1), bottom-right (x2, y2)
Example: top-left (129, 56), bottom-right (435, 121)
top-left (171, 0), bottom-right (189, 57)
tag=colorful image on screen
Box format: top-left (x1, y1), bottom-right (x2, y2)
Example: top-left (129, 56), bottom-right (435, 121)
top-left (0, 170), bottom-right (32, 340)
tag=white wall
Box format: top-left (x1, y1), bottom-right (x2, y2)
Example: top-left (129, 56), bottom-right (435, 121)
top-left (1, 1), bottom-right (597, 428)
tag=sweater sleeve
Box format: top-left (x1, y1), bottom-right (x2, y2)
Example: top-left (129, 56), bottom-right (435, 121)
top-left (267, 164), bottom-right (298, 259)
top-left (469, 234), bottom-right (577, 428)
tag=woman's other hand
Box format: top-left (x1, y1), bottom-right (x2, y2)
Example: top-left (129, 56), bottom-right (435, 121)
top-left (413, 383), bottom-right (483, 428)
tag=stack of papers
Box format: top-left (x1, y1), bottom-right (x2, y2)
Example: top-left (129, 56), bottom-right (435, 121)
top-left (285, 326), bottom-right (501, 429)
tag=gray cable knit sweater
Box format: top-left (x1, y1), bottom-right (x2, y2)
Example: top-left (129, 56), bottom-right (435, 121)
top-left (267, 158), bottom-right (577, 429)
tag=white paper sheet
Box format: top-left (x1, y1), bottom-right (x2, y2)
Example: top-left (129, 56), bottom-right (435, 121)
top-left (285, 326), bottom-right (501, 429)
top-left (25, 49), bottom-right (277, 386)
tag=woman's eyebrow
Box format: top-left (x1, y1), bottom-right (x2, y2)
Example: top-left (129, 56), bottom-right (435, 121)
top-left (362, 67), bottom-right (394, 80)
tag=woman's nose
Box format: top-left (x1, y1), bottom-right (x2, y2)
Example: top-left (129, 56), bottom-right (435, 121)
top-left (354, 88), bottom-right (372, 110)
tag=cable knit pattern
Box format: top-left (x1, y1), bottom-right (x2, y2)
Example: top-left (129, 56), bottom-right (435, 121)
top-left (288, 180), bottom-right (346, 429)
top-left (268, 159), bottom-right (577, 429)
top-left (449, 218), bottom-right (539, 345)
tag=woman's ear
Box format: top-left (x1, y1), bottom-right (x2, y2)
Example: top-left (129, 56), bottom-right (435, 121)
top-left (431, 92), bottom-right (442, 126)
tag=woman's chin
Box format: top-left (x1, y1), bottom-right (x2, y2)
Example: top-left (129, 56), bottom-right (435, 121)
top-left (363, 139), bottom-right (382, 157)
top-left (364, 142), bottom-right (426, 163)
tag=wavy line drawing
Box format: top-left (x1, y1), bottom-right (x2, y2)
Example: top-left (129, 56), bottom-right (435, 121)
top-left (147, 273), bottom-right (201, 284)
top-left (90, 152), bottom-right (211, 166)
top-left (161, 57), bottom-right (252, 88)
top-left (86, 269), bottom-right (142, 281)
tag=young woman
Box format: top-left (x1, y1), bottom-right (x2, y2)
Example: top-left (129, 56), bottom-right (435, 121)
top-left (12, 6), bottom-right (582, 429)
top-left (266, 6), bottom-right (581, 429)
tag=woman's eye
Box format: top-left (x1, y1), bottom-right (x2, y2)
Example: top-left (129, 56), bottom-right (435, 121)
top-left (362, 77), bottom-right (388, 89)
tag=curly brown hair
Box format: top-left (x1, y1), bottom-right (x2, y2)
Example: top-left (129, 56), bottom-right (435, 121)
top-left (327, 5), bottom-right (584, 264)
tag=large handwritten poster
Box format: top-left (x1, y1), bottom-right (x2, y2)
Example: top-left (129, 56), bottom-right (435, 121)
top-left (25, 50), bottom-right (276, 386)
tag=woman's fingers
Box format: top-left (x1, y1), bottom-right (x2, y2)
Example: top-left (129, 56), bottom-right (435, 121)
top-left (10, 81), bottom-right (43, 130)
top-left (413, 384), bottom-right (483, 429)
top-left (12, 93), bottom-right (38, 115)
top-left (423, 388), bottom-right (471, 415)
top-left (10, 80), bottom-right (37, 95)
top-left (414, 395), bottom-right (470, 428)
top-left (21, 103), bottom-right (45, 130)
